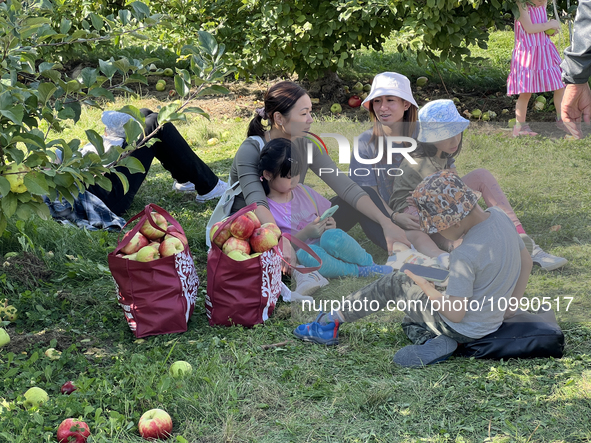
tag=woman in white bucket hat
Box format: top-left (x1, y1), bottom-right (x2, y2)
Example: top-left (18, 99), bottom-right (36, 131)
top-left (390, 99), bottom-right (567, 271)
top-left (332, 72), bottom-right (452, 269)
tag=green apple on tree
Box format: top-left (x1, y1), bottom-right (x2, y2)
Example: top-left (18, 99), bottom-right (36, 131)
top-left (2, 162), bottom-right (30, 194)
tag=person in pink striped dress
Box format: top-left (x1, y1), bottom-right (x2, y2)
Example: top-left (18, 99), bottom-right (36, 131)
top-left (507, 0), bottom-right (565, 137)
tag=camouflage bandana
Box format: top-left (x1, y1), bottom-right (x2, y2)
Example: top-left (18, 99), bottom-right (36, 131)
top-left (412, 170), bottom-right (482, 234)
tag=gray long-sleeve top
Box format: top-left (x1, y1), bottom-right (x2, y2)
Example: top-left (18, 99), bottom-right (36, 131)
top-left (561, 0), bottom-right (591, 84)
top-left (229, 136), bottom-right (367, 213)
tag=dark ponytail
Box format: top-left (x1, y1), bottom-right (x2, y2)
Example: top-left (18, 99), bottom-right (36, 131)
top-left (247, 81), bottom-right (308, 137)
top-left (258, 138), bottom-right (302, 195)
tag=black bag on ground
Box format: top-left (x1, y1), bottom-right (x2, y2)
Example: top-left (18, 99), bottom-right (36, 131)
top-left (455, 310), bottom-right (564, 359)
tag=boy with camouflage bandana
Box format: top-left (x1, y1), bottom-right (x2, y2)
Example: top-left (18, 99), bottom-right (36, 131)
top-left (294, 170), bottom-right (533, 367)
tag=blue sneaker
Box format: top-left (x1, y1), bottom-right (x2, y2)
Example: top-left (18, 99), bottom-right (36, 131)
top-left (293, 313), bottom-right (340, 345)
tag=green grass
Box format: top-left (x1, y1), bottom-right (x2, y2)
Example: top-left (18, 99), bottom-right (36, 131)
top-left (2, 31), bottom-right (591, 442)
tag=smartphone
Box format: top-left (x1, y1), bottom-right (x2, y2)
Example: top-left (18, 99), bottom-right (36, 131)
top-left (399, 263), bottom-right (449, 284)
top-left (319, 205), bottom-right (339, 221)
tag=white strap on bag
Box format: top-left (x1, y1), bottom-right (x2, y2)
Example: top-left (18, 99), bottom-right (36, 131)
top-left (205, 136), bottom-right (265, 248)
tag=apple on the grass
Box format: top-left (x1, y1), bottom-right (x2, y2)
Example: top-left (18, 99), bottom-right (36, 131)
top-left (222, 237), bottom-right (251, 255)
top-left (260, 223), bottom-right (281, 240)
top-left (230, 215), bottom-right (255, 240)
top-left (61, 381), bottom-right (77, 395)
top-left (136, 246), bottom-right (161, 262)
top-left (159, 236), bottom-right (184, 257)
top-left (210, 221), bottom-right (232, 248)
top-left (44, 347), bottom-right (62, 360)
top-left (138, 408), bottom-right (173, 440)
top-left (169, 360), bottom-right (193, 378)
top-left (23, 387), bottom-right (49, 408)
top-left (120, 231), bottom-right (149, 255)
top-left (0, 328), bottom-right (9, 347)
top-left (57, 418), bottom-right (91, 443)
top-left (244, 211), bottom-right (261, 229)
top-left (348, 95), bottom-right (362, 108)
top-left (250, 227), bottom-right (279, 253)
top-left (140, 212), bottom-right (168, 240)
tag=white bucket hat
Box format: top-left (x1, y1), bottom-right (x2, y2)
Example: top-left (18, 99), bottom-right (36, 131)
top-left (417, 99), bottom-right (469, 143)
top-left (101, 111), bottom-right (135, 139)
top-left (362, 72), bottom-right (418, 110)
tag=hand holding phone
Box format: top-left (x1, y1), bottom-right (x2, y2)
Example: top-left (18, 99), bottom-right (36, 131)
top-left (319, 205), bottom-right (339, 221)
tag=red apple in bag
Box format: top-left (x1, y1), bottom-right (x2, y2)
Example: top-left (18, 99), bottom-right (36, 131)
top-left (250, 227), bottom-right (279, 253)
top-left (260, 222), bottom-right (281, 240)
top-left (222, 237), bottom-right (251, 255)
top-left (244, 211), bottom-right (261, 229)
top-left (230, 215), bottom-right (255, 240)
top-left (136, 245), bottom-right (161, 262)
top-left (140, 212), bottom-right (167, 240)
top-left (120, 231), bottom-right (149, 254)
top-left (210, 221), bottom-right (232, 248)
top-left (160, 236), bottom-right (185, 257)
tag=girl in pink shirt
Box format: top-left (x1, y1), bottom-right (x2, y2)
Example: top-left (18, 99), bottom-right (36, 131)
top-left (259, 139), bottom-right (392, 278)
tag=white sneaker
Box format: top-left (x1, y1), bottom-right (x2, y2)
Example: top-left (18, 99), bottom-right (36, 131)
top-left (293, 269), bottom-right (329, 296)
top-left (195, 179), bottom-right (228, 203)
top-left (519, 234), bottom-right (535, 256)
top-left (386, 249), bottom-right (439, 270)
top-left (531, 244), bottom-right (567, 271)
top-left (172, 180), bottom-right (196, 192)
top-left (280, 282), bottom-right (313, 303)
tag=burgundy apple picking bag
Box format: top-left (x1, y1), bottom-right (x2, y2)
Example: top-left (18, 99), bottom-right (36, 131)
top-left (206, 203), bottom-right (321, 327)
top-left (108, 204), bottom-right (199, 338)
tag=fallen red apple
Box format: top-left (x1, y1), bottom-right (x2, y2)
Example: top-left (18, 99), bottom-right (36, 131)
top-left (250, 227), bottom-right (279, 253)
top-left (159, 236), bottom-right (184, 257)
top-left (222, 237), bottom-right (251, 255)
top-left (244, 211), bottom-right (261, 229)
top-left (140, 212), bottom-right (168, 240)
top-left (136, 245), bottom-right (161, 262)
top-left (230, 215), bottom-right (255, 240)
top-left (138, 408), bottom-right (173, 440)
top-left (348, 95), bottom-right (362, 108)
top-left (210, 221), bottom-right (232, 248)
top-left (61, 381), bottom-right (77, 395)
top-left (57, 418), bottom-right (90, 443)
top-left (260, 222), bottom-right (281, 240)
top-left (120, 231), bottom-right (149, 255)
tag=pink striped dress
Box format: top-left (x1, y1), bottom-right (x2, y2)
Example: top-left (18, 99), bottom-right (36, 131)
top-left (506, 5), bottom-right (565, 95)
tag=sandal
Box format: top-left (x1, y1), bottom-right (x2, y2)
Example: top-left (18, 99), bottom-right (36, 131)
top-left (512, 123), bottom-right (538, 137)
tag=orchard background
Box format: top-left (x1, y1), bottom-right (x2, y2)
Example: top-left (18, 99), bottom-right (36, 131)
top-left (1, 0), bottom-right (591, 441)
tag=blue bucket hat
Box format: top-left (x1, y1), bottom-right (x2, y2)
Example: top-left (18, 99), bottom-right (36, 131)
top-left (417, 99), bottom-right (469, 143)
top-left (101, 111), bottom-right (135, 138)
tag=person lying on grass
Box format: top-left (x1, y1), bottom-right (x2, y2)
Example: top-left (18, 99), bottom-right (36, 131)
top-left (293, 170), bottom-right (533, 368)
top-left (259, 138), bottom-right (393, 284)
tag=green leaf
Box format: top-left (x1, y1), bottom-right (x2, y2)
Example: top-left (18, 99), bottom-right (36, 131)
top-left (118, 105), bottom-right (146, 129)
top-left (1, 193), bottom-right (17, 218)
top-left (118, 9), bottom-right (131, 25)
top-left (157, 103), bottom-right (180, 123)
top-left (54, 172), bottom-right (75, 189)
top-left (183, 107), bottom-right (209, 120)
top-left (198, 31), bottom-right (218, 56)
top-left (60, 18), bottom-right (72, 34)
top-left (23, 172), bottom-right (49, 195)
top-left (99, 59), bottom-right (118, 79)
top-left (85, 129), bottom-right (105, 156)
top-left (113, 171), bottom-right (129, 194)
top-left (88, 87), bottom-right (115, 100)
top-left (80, 67), bottom-right (98, 88)
top-left (174, 76), bottom-right (190, 97)
top-left (38, 82), bottom-right (57, 105)
top-left (89, 13), bottom-right (104, 30)
top-left (0, 176), bottom-right (11, 197)
top-left (124, 74), bottom-right (148, 85)
top-left (62, 102), bottom-right (82, 123)
top-left (124, 119), bottom-right (144, 145)
top-left (16, 202), bottom-right (36, 220)
top-left (0, 105), bottom-right (24, 125)
top-left (0, 212), bottom-right (7, 235)
top-left (130, 1), bottom-right (151, 19)
top-left (118, 156), bottom-right (145, 175)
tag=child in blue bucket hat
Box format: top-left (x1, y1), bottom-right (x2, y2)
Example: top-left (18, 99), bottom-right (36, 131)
top-left (389, 99), bottom-right (567, 271)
